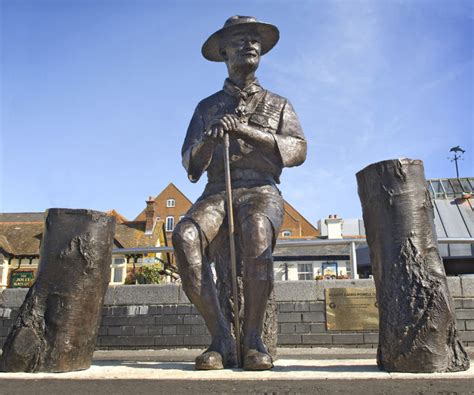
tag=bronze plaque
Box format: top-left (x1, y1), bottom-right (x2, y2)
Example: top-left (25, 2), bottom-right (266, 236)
top-left (325, 287), bottom-right (379, 331)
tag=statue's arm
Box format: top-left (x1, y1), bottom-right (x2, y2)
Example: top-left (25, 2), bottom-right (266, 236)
top-left (273, 100), bottom-right (307, 167)
top-left (232, 122), bottom-right (276, 152)
top-left (226, 100), bottom-right (307, 167)
top-left (182, 106), bottom-right (216, 183)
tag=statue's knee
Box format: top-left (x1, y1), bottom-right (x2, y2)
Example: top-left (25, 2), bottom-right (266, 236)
top-left (172, 221), bottom-right (203, 285)
top-left (241, 214), bottom-right (273, 258)
top-left (172, 220), bottom-right (199, 249)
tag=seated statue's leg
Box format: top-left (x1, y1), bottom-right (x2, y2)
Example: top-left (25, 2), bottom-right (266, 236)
top-left (239, 214), bottom-right (274, 371)
top-left (172, 220), bottom-right (236, 369)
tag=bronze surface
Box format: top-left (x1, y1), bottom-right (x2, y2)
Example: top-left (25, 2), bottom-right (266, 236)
top-left (173, 15), bottom-right (307, 370)
top-left (357, 158), bottom-right (470, 372)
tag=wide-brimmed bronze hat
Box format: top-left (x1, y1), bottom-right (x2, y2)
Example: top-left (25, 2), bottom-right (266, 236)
top-left (202, 15), bottom-right (280, 62)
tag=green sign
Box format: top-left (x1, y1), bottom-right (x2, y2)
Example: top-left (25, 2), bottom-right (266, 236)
top-left (10, 271), bottom-right (35, 288)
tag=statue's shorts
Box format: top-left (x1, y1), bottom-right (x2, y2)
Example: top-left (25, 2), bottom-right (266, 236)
top-left (180, 182), bottom-right (284, 246)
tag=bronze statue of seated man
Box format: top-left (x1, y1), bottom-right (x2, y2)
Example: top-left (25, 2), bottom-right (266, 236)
top-left (172, 15), bottom-right (307, 371)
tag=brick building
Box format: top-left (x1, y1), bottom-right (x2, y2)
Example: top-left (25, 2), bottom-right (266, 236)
top-left (134, 183), bottom-right (193, 246)
top-left (0, 211), bottom-right (167, 288)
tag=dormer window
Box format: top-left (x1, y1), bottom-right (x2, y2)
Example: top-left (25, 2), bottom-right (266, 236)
top-left (166, 199), bottom-right (176, 208)
top-left (282, 230), bottom-right (292, 237)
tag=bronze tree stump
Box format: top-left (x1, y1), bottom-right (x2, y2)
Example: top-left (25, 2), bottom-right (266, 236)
top-left (0, 209), bottom-right (115, 373)
top-left (357, 159), bottom-right (469, 372)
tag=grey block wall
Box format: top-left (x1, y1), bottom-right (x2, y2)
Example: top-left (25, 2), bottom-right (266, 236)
top-left (0, 278), bottom-right (473, 349)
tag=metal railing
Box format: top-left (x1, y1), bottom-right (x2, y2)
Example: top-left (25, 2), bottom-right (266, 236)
top-left (112, 237), bottom-right (474, 281)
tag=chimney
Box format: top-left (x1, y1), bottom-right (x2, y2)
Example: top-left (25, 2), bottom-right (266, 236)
top-left (145, 196), bottom-right (156, 234)
top-left (325, 214), bottom-right (343, 239)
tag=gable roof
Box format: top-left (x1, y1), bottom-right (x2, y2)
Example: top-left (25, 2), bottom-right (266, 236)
top-left (106, 209), bottom-right (128, 224)
top-left (283, 200), bottom-right (319, 236)
top-left (0, 212), bottom-right (45, 223)
top-left (163, 183), bottom-right (193, 205)
top-left (0, 212), bottom-right (164, 257)
top-left (0, 222), bottom-right (44, 256)
top-left (134, 182), bottom-right (192, 221)
top-left (0, 235), bottom-right (14, 256)
top-left (114, 220), bottom-right (165, 249)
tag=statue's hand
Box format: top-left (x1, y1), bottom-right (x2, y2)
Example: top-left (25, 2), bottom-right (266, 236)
top-left (204, 114), bottom-right (274, 151)
top-left (203, 122), bottom-right (225, 142)
top-left (204, 114), bottom-right (245, 141)
top-left (221, 114), bottom-right (276, 150)
top-left (218, 114), bottom-right (248, 135)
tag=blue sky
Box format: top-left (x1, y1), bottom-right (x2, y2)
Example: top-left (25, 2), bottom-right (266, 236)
top-left (1, 0), bottom-right (473, 224)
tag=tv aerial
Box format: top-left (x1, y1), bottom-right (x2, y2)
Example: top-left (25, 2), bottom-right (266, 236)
top-left (448, 146), bottom-right (465, 178)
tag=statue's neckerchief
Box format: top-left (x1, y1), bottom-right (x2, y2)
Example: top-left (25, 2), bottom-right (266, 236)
top-left (223, 78), bottom-right (266, 123)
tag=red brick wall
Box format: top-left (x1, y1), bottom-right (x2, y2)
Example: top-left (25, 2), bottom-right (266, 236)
top-left (135, 183), bottom-right (192, 245)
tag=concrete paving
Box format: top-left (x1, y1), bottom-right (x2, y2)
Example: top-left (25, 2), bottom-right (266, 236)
top-left (0, 348), bottom-right (473, 394)
top-left (92, 347), bottom-right (380, 362)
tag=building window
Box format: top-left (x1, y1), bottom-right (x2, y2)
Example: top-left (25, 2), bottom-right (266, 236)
top-left (279, 263), bottom-right (290, 281)
top-left (298, 263), bottom-right (313, 281)
top-left (166, 216), bottom-right (174, 232)
top-left (0, 257), bottom-right (9, 288)
top-left (166, 199), bottom-right (176, 208)
top-left (345, 261), bottom-right (352, 276)
top-left (282, 230), bottom-right (292, 237)
top-left (111, 257), bottom-right (127, 284)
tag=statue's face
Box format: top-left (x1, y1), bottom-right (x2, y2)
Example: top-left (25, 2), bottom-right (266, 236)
top-left (220, 28), bottom-right (261, 71)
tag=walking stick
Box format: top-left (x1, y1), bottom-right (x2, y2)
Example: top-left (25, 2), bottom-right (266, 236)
top-left (223, 132), bottom-right (242, 368)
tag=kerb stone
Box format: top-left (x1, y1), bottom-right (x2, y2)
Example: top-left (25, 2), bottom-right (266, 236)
top-left (461, 277), bottom-right (474, 297)
top-left (447, 277), bottom-right (462, 297)
top-left (275, 281), bottom-right (317, 302)
top-left (106, 284), bottom-right (180, 305)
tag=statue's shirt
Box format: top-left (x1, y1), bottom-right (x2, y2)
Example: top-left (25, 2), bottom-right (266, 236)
top-left (182, 79), bottom-right (307, 188)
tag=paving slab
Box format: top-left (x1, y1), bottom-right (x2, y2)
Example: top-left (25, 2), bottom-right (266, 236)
top-left (92, 346), bottom-right (473, 362)
top-left (1, 357), bottom-right (472, 380)
top-left (0, 356), bottom-right (473, 394)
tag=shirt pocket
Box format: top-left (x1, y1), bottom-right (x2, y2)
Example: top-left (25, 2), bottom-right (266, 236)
top-left (249, 112), bottom-right (280, 132)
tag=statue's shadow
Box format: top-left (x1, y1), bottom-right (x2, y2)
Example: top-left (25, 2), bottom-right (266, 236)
top-left (94, 360), bottom-right (195, 371)
top-left (272, 364), bottom-right (378, 373)
top-left (94, 360), bottom-right (378, 373)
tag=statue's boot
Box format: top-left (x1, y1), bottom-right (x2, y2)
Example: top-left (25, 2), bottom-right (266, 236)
top-left (243, 349), bottom-right (273, 370)
top-left (195, 351), bottom-right (224, 370)
top-left (242, 329), bottom-right (273, 371)
top-left (195, 335), bottom-right (237, 370)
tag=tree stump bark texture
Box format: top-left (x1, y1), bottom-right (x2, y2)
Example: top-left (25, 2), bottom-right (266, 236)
top-left (357, 159), bottom-right (469, 372)
top-left (0, 209), bottom-right (115, 373)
